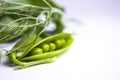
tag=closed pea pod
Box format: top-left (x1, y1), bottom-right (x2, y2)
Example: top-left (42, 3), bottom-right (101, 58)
top-left (8, 33), bottom-right (73, 69)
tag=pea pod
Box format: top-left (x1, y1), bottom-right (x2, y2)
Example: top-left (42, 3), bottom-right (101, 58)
top-left (8, 33), bottom-right (73, 69)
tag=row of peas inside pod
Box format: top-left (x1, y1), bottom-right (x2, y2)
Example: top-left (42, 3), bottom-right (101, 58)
top-left (29, 39), bottom-right (66, 55)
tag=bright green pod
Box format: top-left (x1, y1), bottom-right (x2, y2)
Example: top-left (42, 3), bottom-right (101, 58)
top-left (8, 33), bottom-right (73, 69)
top-left (20, 33), bottom-right (73, 61)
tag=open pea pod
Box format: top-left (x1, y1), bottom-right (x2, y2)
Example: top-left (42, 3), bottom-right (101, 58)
top-left (8, 33), bottom-right (73, 69)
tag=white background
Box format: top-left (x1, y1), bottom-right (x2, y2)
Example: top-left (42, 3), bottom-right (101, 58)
top-left (1, 0), bottom-right (120, 80)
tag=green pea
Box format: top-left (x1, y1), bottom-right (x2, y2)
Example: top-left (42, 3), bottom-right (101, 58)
top-left (49, 42), bottom-right (56, 51)
top-left (40, 43), bottom-right (49, 52)
top-left (30, 48), bottom-right (43, 55)
top-left (55, 39), bottom-right (62, 49)
top-left (60, 39), bottom-right (66, 46)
